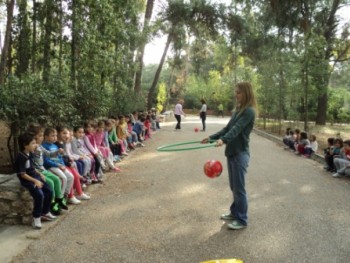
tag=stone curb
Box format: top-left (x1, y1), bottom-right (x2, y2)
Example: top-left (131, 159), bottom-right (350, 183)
top-left (253, 128), bottom-right (325, 165)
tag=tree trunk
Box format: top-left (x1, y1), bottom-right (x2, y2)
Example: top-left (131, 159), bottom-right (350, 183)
top-left (31, 0), bottom-right (37, 73)
top-left (16, 0), bottom-right (31, 76)
top-left (43, 0), bottom-right (54, 83)
top-left (70, 0), bottom-right (78, 90)
top-left (58, 0), bottom-right (63, 76)
top-left (134, 0), bottom-right (154, 93)
top-left (314, 0), bottom-right (340, 125)
top-left (0, 0), bottom-right (15, 85)
top-left (147, 33), bottom-right (172, 109)
top-left (315, 87), bottom-right (328, 125)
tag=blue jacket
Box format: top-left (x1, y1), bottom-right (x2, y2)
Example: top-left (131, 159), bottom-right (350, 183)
top-left (41, 142), bottom-right (65, 169)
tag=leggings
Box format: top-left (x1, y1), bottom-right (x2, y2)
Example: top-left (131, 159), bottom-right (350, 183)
top-left (42, 170), bottom-right (63, 200)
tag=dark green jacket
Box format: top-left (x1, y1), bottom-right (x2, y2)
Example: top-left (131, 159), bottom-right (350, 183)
top-left (209, 107), bottom-right (255, 157)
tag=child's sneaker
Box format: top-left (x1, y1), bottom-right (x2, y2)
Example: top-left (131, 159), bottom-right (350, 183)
top-left (77, 193), bottom-right (91, 200)
top-left (41, 212), bottom-right (57, 221)
top-left (50, 202), bottom-right (61, 216)
top-left (57, 197), bottom-right (68, 210)
top-left (32, 217), bottom-right (42, 230)
top-left (112, 167), bottom-right (121, 173)
top-left (114, 155), bottom-right (121, 162)
top-left (68, 196), bottom-right (81, 205)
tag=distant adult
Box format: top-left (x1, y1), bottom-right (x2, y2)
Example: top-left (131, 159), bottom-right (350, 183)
top-left (199, 99), bottom-right (207, 131)
top-left (217, 103), bottom-right (224, 118)
top-left (174, 99), bottom-right (185, 131)
top-left (201, 82), bottom-right (257, 230)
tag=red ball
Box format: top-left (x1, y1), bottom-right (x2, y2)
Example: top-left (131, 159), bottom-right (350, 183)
top-left (203, 160), bottom-right (223, 178)
top-left (194, 128), bottom-right (199, 132)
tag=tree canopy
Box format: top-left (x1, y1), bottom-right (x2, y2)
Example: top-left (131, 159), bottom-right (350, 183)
top-left (0, 0), bottom-right (349, 161)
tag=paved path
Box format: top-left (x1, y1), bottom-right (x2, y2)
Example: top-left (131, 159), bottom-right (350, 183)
top-left (2, 115), bottom-right (350, 263)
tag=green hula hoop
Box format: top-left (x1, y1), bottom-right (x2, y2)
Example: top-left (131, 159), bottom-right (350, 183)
top-left (157, 140), bottom-right (216, 152)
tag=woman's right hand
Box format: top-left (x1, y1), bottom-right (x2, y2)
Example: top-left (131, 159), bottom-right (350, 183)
top-left (201, 138), bottom-right (209, 144)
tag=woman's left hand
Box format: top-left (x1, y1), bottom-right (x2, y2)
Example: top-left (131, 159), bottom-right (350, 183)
top-left (215, 139), bottom-right (224, 147)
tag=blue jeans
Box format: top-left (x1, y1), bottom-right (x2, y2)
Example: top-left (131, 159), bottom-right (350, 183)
top-left (21, 180), bottom-right (53, 218)
top-left (227, 152), bottom-right (250, 225)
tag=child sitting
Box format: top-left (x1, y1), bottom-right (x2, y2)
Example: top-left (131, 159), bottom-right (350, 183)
top-left (94, 120), bottom-right (121, 172)
top-left (105, 118), bottom-right (123, 161)
top-left (27, 124), bottom-right (68, 215)
top-left (333, 139), bottom-right (350, 178)
top-left (290, 129), bottom-right (300, 151)
top-left (303, 134), bottom-right (318, 157)
top-left (325, 138), bottom-right (342, 172)
top-left (55, 126), bottom-right (91, 202)
top-left (15, 133), bottom-right (56, 229)
top-left (324, 137), bottom-right (335, 171)
top-left (133, 115), bottom-right (146, 144)
top-left (296, 132), bottom-right (310, 155)
top-left (116, 115), bottom-right (130, 156)
top-left (42, 128), bottom-right (85, 205)
top-left (84, 120), bottom-right (106, 179)
top-left (71, 126), bottom-right (100, 183)
top-left (144, 114), bottom-right (152, 140)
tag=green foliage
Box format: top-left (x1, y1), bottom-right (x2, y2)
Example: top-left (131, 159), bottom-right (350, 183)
top-left (156, 82), bottom-right (167, 113)
top-left (0, 74), bottom-right (77, 132)
top-left (328, 87), bottom-right (350, 123)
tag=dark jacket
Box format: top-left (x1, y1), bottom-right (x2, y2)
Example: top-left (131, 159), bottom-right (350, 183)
top-left (209, 107), bottom-right (255, 157)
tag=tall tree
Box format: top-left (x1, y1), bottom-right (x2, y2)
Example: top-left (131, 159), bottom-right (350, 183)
top-left (42, 0), bottom-right (55, 83)
top-left (15, 0), bottom-right (31, 76)
top-left (147, 0), bottom-right (221, 109)
top-left (0, 0), bottom-right (15, 85)
top-left (134, 0), bottom-right (154, 94)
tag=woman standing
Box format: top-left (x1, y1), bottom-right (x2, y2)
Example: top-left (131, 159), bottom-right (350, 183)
top-left (201, 82), bottom-right (257, 230)
top-left (199, 99), bottom-right (207, 131)
top-left (174, 99), bottom-right (185, 131)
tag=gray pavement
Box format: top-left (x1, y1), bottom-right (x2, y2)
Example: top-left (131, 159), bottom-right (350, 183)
top-left (1, 115), bottom-right (350, 263)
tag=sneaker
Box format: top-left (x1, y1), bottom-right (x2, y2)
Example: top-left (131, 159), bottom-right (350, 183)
top-left (332, 173), bottom-right (342, 178)
top-left (82, 183), bottom-right (87, 189)
top-left (51, 202), bottom-right (61, 216)
top-left (77, 193), bottom-right (91, 200)
top-left (68, 196), bottom-right (81, 205)
top-left (41, 212), bottom-right (57, 221)
top-left (122, 152), bottom-right (129, 156)
top-left (220, 213), bottom-right (235, 221)
top-left (227, 220), bottom-right (247, 230)
top-left (32, 217), bottom-right (42, 229)
top-left (112, 167), bottom-right (121, 173)
top-left (57, 198), bottom-right (68, 210)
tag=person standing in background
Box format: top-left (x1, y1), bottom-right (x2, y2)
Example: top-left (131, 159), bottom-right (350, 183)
top-left (218, 103), bottom-right (224, 118)
top-left (199, 99), bottom-right (207, 131)
top-left (174, 99), bottom-right (186, 131)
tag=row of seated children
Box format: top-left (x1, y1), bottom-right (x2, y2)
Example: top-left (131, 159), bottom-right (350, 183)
top-left (323, 137), bottom-right (350, 178)
top-left (283, 128), bottom-right (319, 157)
top-left (15, 111), bottom-right (154, 229)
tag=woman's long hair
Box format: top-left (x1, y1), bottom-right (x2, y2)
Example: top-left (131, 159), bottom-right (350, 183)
top-left (235, 82), bottom-right (257, 116)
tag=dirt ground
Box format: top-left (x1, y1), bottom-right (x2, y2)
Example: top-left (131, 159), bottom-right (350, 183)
top-left (3, 115), bottom-right (350, 263)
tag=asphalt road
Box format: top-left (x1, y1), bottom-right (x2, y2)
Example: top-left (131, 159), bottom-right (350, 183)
top-left (2, 115), bottom-right (350, 263)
